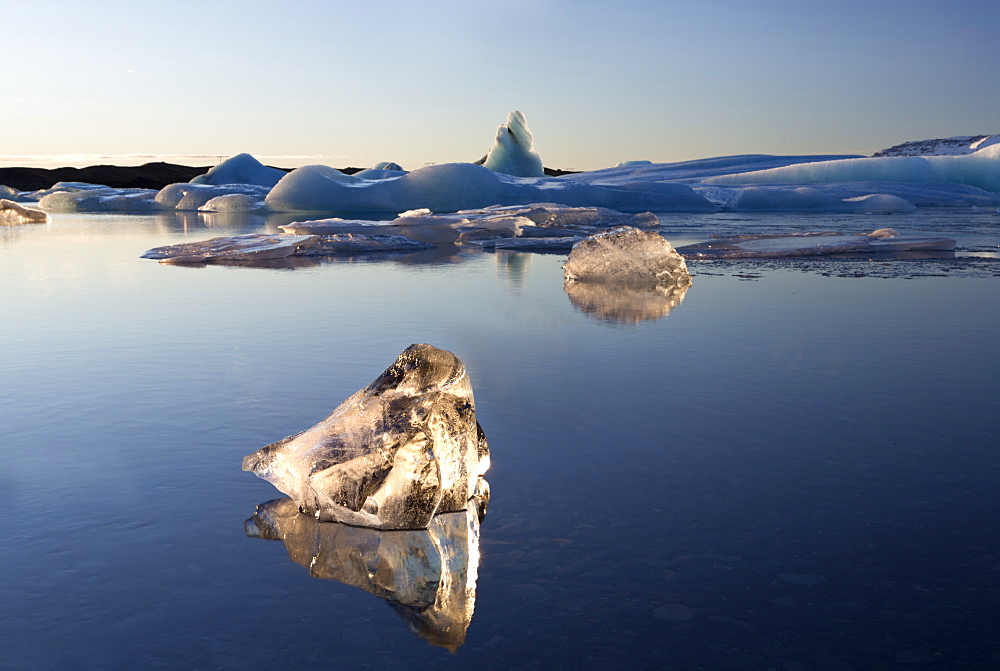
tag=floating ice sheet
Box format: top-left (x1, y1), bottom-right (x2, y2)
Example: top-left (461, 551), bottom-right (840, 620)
top-left (676, 228), bottom-right (956, 259)
top-left (141, 233), bottom-right (319, 264)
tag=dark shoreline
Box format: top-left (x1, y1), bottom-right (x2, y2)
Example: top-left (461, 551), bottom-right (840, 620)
top-left (1, 162), bottom-right (576, 191)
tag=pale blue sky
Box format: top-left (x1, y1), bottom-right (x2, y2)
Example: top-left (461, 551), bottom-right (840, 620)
top-left (3, 0), bottom-right (998, 170)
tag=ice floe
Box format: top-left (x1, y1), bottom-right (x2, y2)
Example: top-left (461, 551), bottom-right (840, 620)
top-left (141, 233), bottom-right (319, 264)
top-left (39, 187), bottom-right (159, 212)
top-left (243, 344), bottom-right (490, 530)
top-left (0, 199), bottom-right (48, 224)
top-left (676, 228), bottom-right (955, 259)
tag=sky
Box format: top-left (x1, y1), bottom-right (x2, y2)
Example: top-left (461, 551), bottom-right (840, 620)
top-left (3, 0), bottom-right (999, 171)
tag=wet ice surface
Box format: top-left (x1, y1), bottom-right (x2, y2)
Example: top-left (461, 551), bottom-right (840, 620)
top-left (1, 210), bottom-right (998, 669)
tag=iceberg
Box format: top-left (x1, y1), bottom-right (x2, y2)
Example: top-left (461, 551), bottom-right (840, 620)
top-left (38, 187), bottom-right (159, 212)
top-left (702, 144), bottom-right (1000, 193)
top-left (242, 344), bottom-right (490, 530)
top-left (563, 226), bottom-right (693, 288)
top-left (155, 182), bottom-right (271, 211)
top-left (481, 111), bottom-right (545, 178)
top-left (198, 193), bottom-right (269, 212)
top-left (190, 153), bottom-right (287, 188)
top-left (0, 199), bottom-right (48, 224)
top-left (245, 497), bottom-right (482, 651)
top-left (265, 164), bottom-right (715, 215)
top-left (141, 233), bottom-right (319, 264)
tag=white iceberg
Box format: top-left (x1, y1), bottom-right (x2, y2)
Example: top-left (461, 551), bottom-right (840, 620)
top-left (198, 193), bottom-right (269, 213)
top-left (39, 187), bottom-right (159, 212)
top-left (265, 162), bottom-right (715, 214)
top-left (702, 143), bottom-right (1000, 193)
top-left (0, 199), bottom-right (48, 224)
top-left (155, 182), bottom-right (272, 211)
top-left (242, 344), bottom-right (490, 530)
top-left (482, 110), bottom-right (545, 178)
top-left (190, 153), bottom-right (287, 188)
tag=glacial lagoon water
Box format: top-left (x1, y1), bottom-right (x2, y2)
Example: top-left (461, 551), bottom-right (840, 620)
top-left (1, 210), bottom-right (998, 669)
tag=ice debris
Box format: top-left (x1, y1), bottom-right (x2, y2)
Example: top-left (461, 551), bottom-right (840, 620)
top-left (482, 110), bottom-right (545, 178)
top-left (242, 344), bottom-right (490, 530)
top-left (245, 497), bottom-right (482, 651)
top-left (141, 233), bottom-right (319, 264)
top-left (279, 204), bottom-right (660, 248)
top-left (563, 226), bottom-right (693, 288)
top-left (190, 153), bottom-right (287, 188)
top-left (0, 199), bottom-right (48, 224)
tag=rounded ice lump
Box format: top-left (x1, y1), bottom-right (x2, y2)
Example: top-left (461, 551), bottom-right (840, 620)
top-left (242, 344), bottom-right (490, 530)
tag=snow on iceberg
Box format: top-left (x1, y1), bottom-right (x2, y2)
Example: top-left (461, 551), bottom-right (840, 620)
top-left (563, 226), bottom-right (692, 288)
top-left (0, 199), bottom-right (48, 224)
top-left (482, 110), bottom-right (544, 178)
top-left (265, 162), bottom-right (715, 214)
top-left (245, 497), bottom-right (482, 651)
top-left (190, 153), bottom-right (287, 188)
top-left (243, 344), bottom-right (490, 530)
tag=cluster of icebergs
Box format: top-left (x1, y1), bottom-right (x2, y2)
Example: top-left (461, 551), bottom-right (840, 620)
top-left (6, 112), bottom-right (1000, 217)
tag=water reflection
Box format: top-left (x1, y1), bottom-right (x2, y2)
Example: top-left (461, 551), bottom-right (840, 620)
top-left (245, 498), bottom-right (483, 652)
top-left (564, 279), bottom-right (690, 325)
top-left (495, 251), bottom-right (532, 290)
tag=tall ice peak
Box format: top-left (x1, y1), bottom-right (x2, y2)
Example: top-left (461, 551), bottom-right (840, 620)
top-left (482, 111), bottom-right (545, 178)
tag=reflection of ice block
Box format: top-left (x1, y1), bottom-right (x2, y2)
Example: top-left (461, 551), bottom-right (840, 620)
top-left (565, 280), bottom-right (689, 325)
top-left (245, 497), bottom-right (482, 651)
top-left (243, 344), bottom-right (490, 530)
top-left (482, 111), bottom-right (545, 178)
top-left (563, 226), bottom-right (693, 288)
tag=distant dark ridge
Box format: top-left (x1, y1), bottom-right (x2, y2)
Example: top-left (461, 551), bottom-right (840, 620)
top-left (0, 162), bottom-right (577, 191)
top-left (0, 162), bottom-right (212, 191)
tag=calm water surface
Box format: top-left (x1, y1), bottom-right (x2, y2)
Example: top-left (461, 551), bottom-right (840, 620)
top-left (1, 211), bottom-right (998, 669)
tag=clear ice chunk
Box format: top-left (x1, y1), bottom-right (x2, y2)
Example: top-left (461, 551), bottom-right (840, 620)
top-left (562, 226), bottom-right (693, 288)
top-left (242, 344), bottom-right (490, 530)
